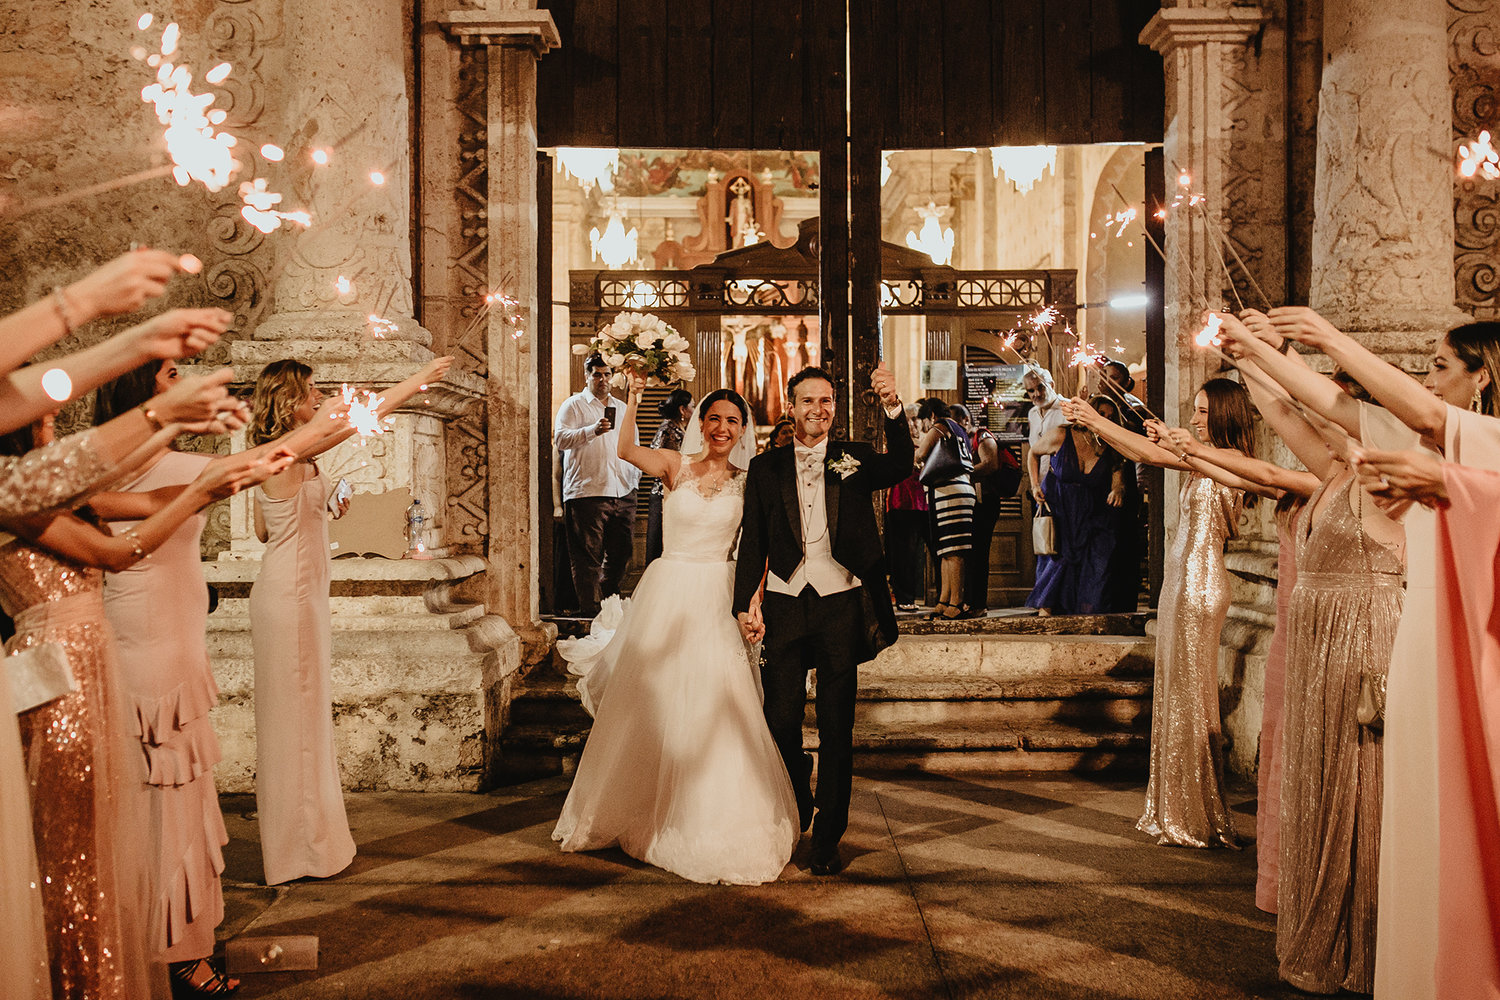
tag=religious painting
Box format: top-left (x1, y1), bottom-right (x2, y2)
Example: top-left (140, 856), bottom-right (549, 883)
top-left (614, 150), bottom-right (819, 199)
top-left (719, 315), bottom-right (821, 426)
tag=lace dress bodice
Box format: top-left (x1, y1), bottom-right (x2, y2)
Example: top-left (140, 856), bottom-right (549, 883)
top-left (660, 457), bottom-right (744, 563)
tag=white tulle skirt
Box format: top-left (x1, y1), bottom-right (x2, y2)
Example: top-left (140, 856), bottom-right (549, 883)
top-left (553, 556), bottom-right (798, 885)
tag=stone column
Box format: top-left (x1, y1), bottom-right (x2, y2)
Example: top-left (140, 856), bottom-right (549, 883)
top-left (1310, 0), bottom-right (1469, 356)
top-left (441, 6), bottom-right (560, 658)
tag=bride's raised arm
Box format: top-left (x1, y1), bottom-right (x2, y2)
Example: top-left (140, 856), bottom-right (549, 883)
top-left (618, 370), bottom-right (682, 485)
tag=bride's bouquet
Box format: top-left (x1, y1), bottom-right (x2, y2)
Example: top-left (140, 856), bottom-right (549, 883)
top-left (572, 311), bottom-right (697, 389)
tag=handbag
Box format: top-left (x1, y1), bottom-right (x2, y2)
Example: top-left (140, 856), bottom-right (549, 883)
top-left (1031, 500), bottom-right (1057, 556)
top-left (919, 421), bottom-right (974, 487)
top-left (7, 642), bottom-right (76, 715)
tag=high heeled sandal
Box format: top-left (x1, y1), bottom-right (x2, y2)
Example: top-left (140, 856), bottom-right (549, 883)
top-left (926, 602), bottom-right (952, 620)
top-left (170, 958), bottom-right (240, 997)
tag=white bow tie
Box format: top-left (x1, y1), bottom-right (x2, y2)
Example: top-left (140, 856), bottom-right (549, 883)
top-left (796, 450), bottom-right (823, 477)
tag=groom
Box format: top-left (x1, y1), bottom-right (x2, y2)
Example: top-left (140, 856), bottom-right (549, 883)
top-left (734, 363), bottom-right (913, 875)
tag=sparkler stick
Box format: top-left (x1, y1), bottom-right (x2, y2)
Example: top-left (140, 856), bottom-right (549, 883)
top-left (1106, 182), bottom-right (1166, 263)
top-left (1169, 161), bottom-right (1273, 312)
top-left (0, 165), bottom-right (178, 219)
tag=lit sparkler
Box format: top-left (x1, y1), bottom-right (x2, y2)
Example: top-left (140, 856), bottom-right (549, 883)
top-left (367, 314), bottom-right (398, 339)
top-left (238, 178), bottom-right (311, 233)
top-left (1459, 131), bottom-right (1500, 180)
top-left (1195, 313), bottom-right (1224, 347)
top-left (1029, 305), bottom-right (1060, 331)
top-left (340, 384), bottom-right (392, 441)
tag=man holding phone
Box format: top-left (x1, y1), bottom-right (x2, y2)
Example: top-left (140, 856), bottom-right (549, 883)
top-left (553, 352), bottom-right (640, 616)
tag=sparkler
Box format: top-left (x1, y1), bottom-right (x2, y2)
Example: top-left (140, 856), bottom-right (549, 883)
top-left (335, 275), bottom-right (354, 296)
top-left (366, 314), bottom-right (398, 339)
top-left (136, 22), bottom-right (239, 193)
top-left (340, 384), bottom-right (392, 441)
top-left (1459, 131), bottom-right (1500, 180)
top-left (1170, 163), bottom-right (1273, 311)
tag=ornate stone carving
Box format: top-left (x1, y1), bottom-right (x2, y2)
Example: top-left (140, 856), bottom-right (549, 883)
top-left (1451, 0), bottom-right (1500, 320)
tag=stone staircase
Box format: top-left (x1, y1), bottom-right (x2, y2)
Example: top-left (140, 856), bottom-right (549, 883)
top-left (498, 613), bottom-right (1153, 783)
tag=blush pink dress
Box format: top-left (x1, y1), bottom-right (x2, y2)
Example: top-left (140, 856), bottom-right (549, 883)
top-left (250, 464), bottom-right (355, 885)
top-left (102, 450), bottom-right (228, 961)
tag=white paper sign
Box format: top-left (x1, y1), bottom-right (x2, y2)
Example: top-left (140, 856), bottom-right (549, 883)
top-left (921, 360), bottom-right (958, 390)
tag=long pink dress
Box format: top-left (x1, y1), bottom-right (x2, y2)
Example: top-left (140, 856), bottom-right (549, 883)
top-left (102, 451), bottom-right (228, 961)
top-left (1431, 447), bottom-right (1500, 997)
top-left (250, 464), bottom-right (355, 885)
top-left (0, 536), bottom-right (157, 1000)
top-left (1256, 497), bottom-right (1303, 913)
top-left (1367, 404), bottom-right (1500, 999)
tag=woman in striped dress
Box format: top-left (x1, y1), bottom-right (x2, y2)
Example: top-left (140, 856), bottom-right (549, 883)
top-left (915, 397), bottom-right (975, 620)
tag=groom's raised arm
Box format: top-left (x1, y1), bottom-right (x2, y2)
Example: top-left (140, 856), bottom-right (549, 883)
top-left (733, 468), bottom-right (768, 617)
top-left (862, 409), bottom-right (917, 490)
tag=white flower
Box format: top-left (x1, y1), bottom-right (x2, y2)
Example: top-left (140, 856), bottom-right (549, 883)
top-left (638, 331), bottom-right (662, 348)
top-left (609, 372), bottom-right (628, 390)
top-left (676, 363), bottom-right (697, 382)
top-left (571, 343), bottom-right (589, 355)
top-left (827, 454), bottom-right (860, 479)
top-left (663, 333), bottom-right (689, 353)
top-left (605, 351), bottom-right (626, 367)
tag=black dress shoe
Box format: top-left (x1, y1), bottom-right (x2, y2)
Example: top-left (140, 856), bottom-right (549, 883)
top-left (809, 850), bottom-right (844, 876)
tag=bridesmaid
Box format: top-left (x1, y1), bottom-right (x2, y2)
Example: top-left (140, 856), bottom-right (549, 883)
top-left (1065, 379), bottom-right (1258, 847)
top-left (248, 355), bottom-right (450, 885)
top-left (94, 360), bottom-right (238, 995)
top-left (0, 416), bottom-right (287, 1000)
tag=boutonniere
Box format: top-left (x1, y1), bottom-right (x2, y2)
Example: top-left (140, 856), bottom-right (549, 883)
top-left (827, 453), bottom-right (860, 479)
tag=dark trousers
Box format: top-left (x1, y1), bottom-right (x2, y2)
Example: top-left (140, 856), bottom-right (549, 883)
top-left (563, 491), bottom-right (636, 615)
top-left (964, 496), bottom-right (1002, 611)
top-left (761, 586), bottom-right (864, 858)
top-left (885, 509), bottom-right (928, 606)
top-left (644, 490), bottom-right (665, 567)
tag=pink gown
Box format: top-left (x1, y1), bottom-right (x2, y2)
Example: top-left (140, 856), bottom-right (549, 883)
top-left (102, 451), bottom-right (228, 960)
top-left (1431, 451), bottom-right (1500, 997)
top-left (250, 464), bottom-right (355, 885)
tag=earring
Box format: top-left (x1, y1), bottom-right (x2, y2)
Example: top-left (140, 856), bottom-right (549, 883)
top-left (1473, 392), bottom-right (1483, 413)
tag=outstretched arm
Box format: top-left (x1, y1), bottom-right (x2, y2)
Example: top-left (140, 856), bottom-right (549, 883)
top-left (1165, 427), bottom-right (1314, 499)
top-left (1214, 312), bottom-right (1362, 438)
top-left (1062, 396), bottom-right (1190, 471)
top-left (1268, 306), bottom-right (1448, 451)
top-left (617, 371), bottom-right (680, 482)
top-left (296, 356), bottom-right (454, 461)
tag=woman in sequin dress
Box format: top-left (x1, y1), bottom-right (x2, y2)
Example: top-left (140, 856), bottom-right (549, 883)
top-left (1065, 379), bottom-right (1258, 847)
top-left (0, 420), bottom-right (286, 1000)
top-left (1276, 469), bottom-right (1402, 993)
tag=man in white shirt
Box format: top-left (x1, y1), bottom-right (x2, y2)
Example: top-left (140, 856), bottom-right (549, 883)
top-left (553, 353), bottom-right (640, 616)
top-left (733, 363), bottom-right (913, 877)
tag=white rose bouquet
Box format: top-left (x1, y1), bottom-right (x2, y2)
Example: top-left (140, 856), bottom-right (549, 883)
top-left (572, 311), bottom-right (697, 390)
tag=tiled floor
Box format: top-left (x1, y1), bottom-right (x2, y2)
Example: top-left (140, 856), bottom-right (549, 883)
top-left (217, 773), bottom-right (1303, 999)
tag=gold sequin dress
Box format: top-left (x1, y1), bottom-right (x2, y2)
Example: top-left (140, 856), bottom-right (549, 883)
top-left (1277, 472), bottom-right (1400, 993)
top-left (1137, 472), bottom-right (1242, 848)
top-left (1, 535), bottom-right (154, 1000)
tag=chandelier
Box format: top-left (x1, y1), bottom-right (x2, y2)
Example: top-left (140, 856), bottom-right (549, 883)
top-left (905, 201), bottom-right (954, 266)
top-left (589, 208), bottom-right (638, 270)
top-left (555, 147), bottom-right (618, 193)
top-left (991, 145), bottom-right (1057, 194)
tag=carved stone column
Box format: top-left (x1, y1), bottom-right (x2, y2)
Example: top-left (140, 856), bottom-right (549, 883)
top-left (439, 6), bottom-right (560, 657)
top-left (1311, 0), bottom-right (1470, 355)
top-left (1141, 7), bottom-right (1267, 437)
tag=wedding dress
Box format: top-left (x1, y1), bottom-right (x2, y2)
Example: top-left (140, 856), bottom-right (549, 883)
top-left (553, 453), bottom-right (798, 885)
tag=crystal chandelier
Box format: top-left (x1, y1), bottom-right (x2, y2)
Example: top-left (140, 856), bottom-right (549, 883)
top-left (555, 147), bottom-right (618, 193)
top-left (905, 201), bottom-right (954, 266)
top-left (589, 208), bottom-right (638, 269)
top-left (991, 145), bottom-right (1058, 194)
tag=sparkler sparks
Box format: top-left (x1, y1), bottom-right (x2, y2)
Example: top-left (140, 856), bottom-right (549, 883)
top-left (41, 369), bottom-right (72, 403)
top-left (369, 170), bottom-right (386, 186)
top-left (137, 12), bottom-right (154, 30)
top-left (1195, 313), bottom-right (1224, 348)
top-left (135, 20), bottom-right (239, 193)
top-left (1029, 305), bottom-right (1060, 331)
top-left (1459, 130), bottom-right (1500, 180)
top-left (367, 314), bottom-right (398, 339)
top-left (260, 143), bottom-right (285, 162)
top-left (335, 275), bottom-right (353, 296)
top-left (341, 384), bottom-right (392, 441)
top-left (311, 149), bottom-right (330, 166)
top-left (204, 62), bottom-right (231, 85)
top-left (238, 178), bottom-right (310, 233)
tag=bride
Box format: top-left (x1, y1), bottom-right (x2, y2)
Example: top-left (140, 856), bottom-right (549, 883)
top-left (552, 371), bottom-right (798, 884)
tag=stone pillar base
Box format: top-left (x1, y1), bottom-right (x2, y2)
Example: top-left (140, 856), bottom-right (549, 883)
top-left (204, 556), bottom-right (520, 791)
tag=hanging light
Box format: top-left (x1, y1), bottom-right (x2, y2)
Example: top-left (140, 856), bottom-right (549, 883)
top-left (905, 201), bottom-right (955, 266)
top-left (555, 147), bottom-right (618, 193)
top-left (990, 145), bottom-right (1057, 194)
top-left (589, 207), bottom-right (638, 269)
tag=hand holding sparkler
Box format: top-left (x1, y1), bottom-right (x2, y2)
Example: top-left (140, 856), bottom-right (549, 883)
top-left (127, 307), bottom-right (235, 361)
top-left (871, 361), bottom-right (900, 410)
top-left (1237, 309), bottom-right (1283, 350)
top-left (148, 368), bottom-right (250, 433)
top-left (1164, 427), bottom-right (1202, 459)
top-left (1059, 395), bottom-right (1101, 429)
top-left (1351, 447), bottom-right (1448, 509)
top-left (67, 249), bottom-right (195, 318)
top-left (1266, 306), bottom-right (1346, 354)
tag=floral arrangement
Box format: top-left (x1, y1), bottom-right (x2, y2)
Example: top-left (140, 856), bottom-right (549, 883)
top-left (572, 311), bottom-right (696, 389)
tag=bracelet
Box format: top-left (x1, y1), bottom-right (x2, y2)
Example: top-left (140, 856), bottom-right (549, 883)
top-left (120, 528), bottom-right (146, 561)
top-left (138, 402), bottom-right (165, 431)
top-left (51, 286), bottom-right (77, 335)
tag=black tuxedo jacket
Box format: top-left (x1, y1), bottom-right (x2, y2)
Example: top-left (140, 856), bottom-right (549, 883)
top-left (733, 412), bottom-right (916, 660)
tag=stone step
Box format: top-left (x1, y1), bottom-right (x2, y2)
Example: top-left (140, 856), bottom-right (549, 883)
top-left (867, 632), bottom-right (1154, 684)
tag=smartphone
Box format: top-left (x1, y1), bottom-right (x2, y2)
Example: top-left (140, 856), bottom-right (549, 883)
top-left (603, 405), bottom-right (617, 425)
top-left (328, 478), bottom-right (352, 515)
